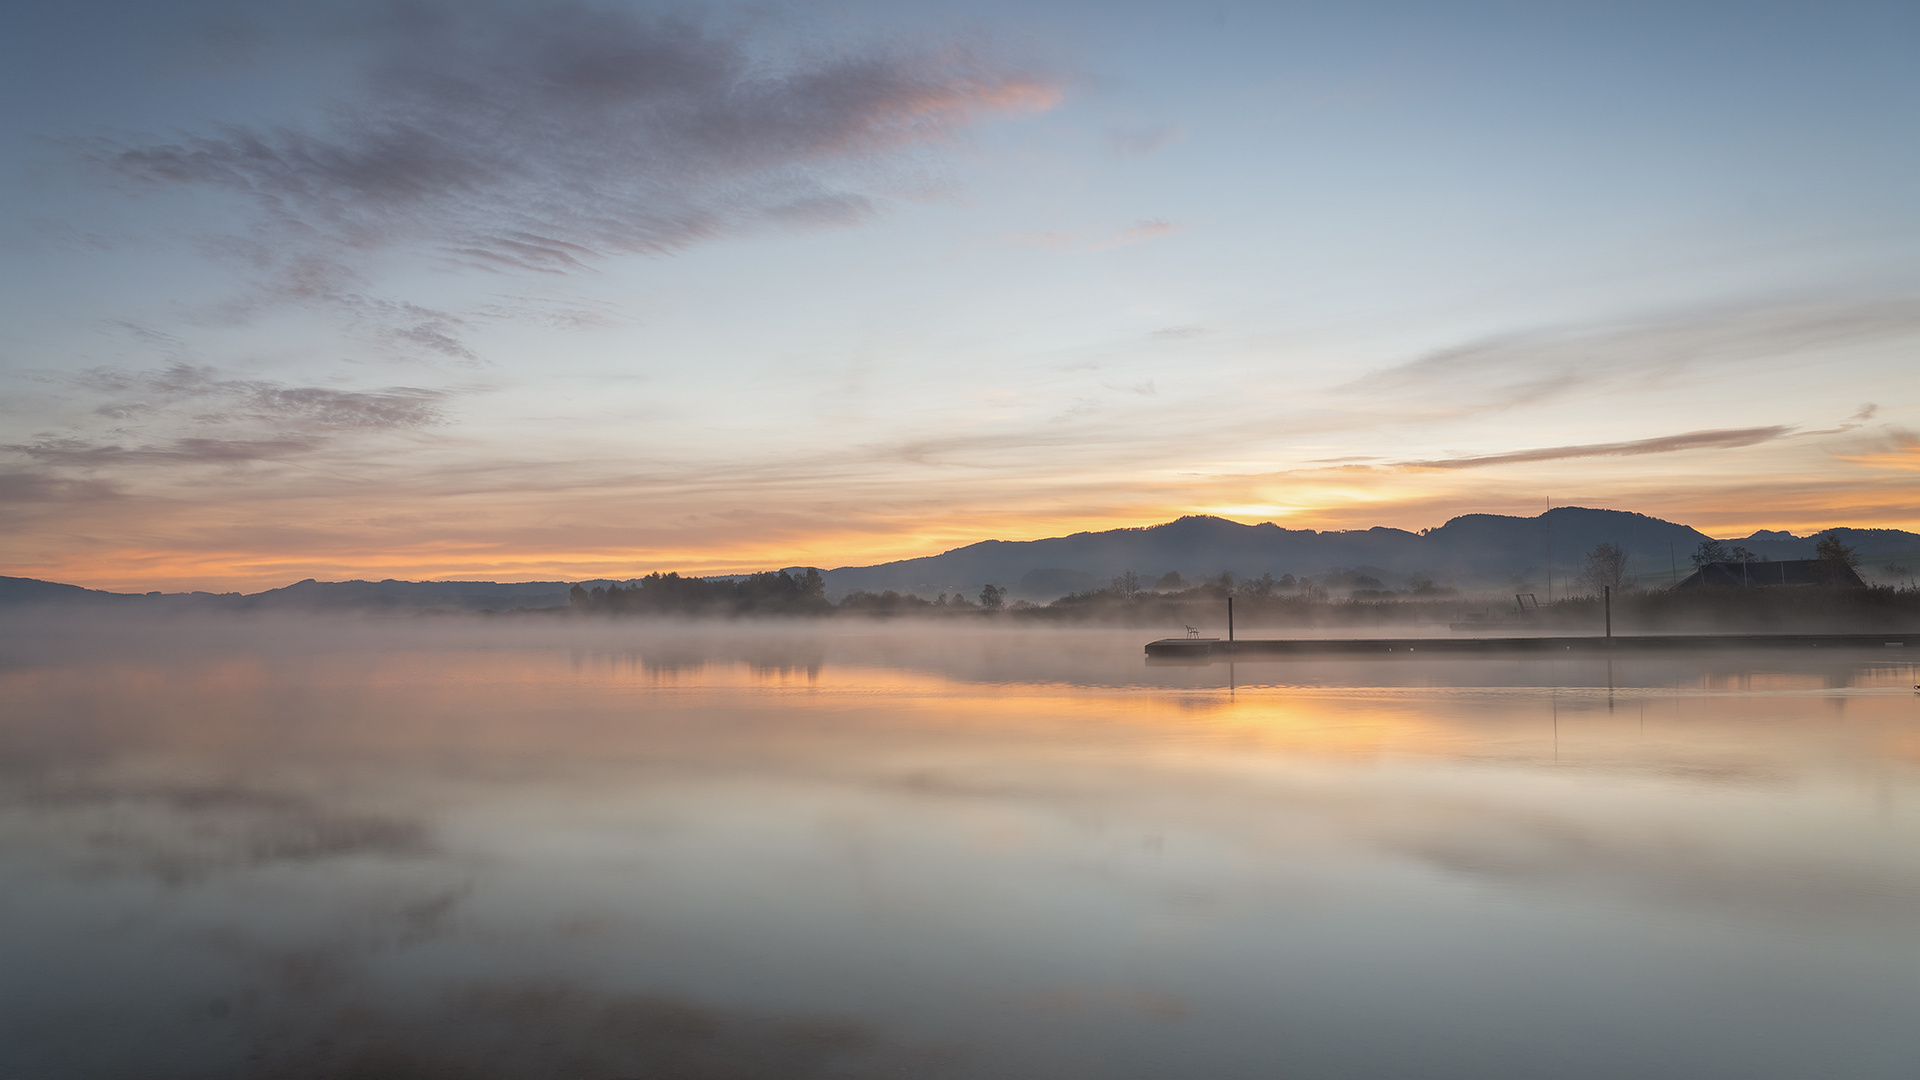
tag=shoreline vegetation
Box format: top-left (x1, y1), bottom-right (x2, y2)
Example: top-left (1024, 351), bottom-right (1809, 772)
top-left (562, 568), bottom-right (1920, 634)
top-left (5, 535), bottom-right (1915, 632)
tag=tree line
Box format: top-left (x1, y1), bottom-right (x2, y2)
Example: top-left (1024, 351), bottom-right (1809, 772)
top-left (1574, 531), bottom-right (1863, 596)
top-left (569, 569), bottom-right (832, 615)
top-left (568, 533), bottom-right (1877, 618)
top-left (568, 570), bottom-right (1021, 616)
top-left (568, 567), bottom-right (1450, 618)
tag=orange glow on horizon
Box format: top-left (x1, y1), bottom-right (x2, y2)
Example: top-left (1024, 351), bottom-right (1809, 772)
top-left (16, 482), bottom-right (1920, 595)
top-left (9, 425), bottom-right (1918, 593)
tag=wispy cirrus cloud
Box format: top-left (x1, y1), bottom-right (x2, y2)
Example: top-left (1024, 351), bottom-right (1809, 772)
top-left (1799, 402), bottom-right (1883, 436)
top-left (1398, 426), bottom-right (1794, 470)
top-left (7, 436), bottom-right (324, 468)
top-left (0, 363), bottom-right (456, 500)
top-left (0, 470), bottom-right (119, 504)
top-left (81, 363), bottom-right (448, 430)
top-left (1833, 427), bottom-right (1920, 472)
top-left (1345, 297), bottom-right (1920, 414)
top-left (101, 1), bottom-right (1060, 292)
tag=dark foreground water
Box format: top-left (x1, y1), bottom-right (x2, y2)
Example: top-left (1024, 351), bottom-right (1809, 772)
top-left (3, 616), bottom-right (1919, 1079)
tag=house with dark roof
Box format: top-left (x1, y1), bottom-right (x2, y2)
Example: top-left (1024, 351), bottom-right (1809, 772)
top-left (1671, 559), bottom-right (1864, 589)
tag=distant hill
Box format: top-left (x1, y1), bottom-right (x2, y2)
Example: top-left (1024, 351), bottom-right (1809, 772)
top-left (0, 576), bottom-right (583, 612)
top-left (3, 509), bottom-right (1916, 609)
top-left (246, 578), bottom-right (577, 611)
top-left (819, 509), bottom-right (1920, 600)
top-left (0, 577), bottom-right (117, 606)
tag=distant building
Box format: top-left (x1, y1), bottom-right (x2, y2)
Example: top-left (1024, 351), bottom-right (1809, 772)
top-left (1671, 559), bottom-right (1864, 589)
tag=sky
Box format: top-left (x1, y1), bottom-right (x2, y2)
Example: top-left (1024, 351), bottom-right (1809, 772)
top-left (2, 0), bottom-right (1916, 591)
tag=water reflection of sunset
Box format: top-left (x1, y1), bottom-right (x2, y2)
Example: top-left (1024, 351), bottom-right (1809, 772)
top-left (5, 619), bottom-right (1920, 1078)
top-left (10, 625), bottom-right (1915, 781)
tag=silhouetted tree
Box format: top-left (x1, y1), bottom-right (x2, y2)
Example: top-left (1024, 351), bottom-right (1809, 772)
top-left (1578, 542), bottom-right (1633, 595)
top-left (1814, 531), bottom-right (1860, 583)
top-left (839, 589), bottom-right (932, 613)
top-left (1690, 539), bottom-right (1728, 566)
top-left (979, 583), bottom-right (1004, 611)
top-left (1155, 571), bottom-right (1184, 590)
top-left (1111, 570), bottom-right (1143, 599)
top-left (568, 567), bottom-right (831, 615)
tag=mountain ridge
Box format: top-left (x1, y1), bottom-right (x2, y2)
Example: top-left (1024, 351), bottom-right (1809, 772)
top-left (4, 508), bottom-right (1917, 608)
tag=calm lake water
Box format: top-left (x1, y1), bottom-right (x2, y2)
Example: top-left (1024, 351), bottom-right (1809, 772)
top-left (4, 616), bottom-right (1919, 1079)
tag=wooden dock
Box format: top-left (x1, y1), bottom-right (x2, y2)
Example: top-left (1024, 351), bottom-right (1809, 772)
top-left (1145, 633), bottom-right (1919, 658)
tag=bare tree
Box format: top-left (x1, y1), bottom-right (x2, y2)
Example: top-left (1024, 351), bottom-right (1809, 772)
top-left (1578, 542), bottom-right (1634, 596)
top-left (978, 583), bottom-right (1004, 611)
top-left (1111, 570), bottom-right (1142, 599)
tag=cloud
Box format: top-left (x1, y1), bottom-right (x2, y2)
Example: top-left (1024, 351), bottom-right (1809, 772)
top-left (80, 363), bottom-right (448, 430)
top-left (1104, 122), bottom-right (1185, 158)
top-left (0, 470), bottom-right (120, 504)
top-left (102, 1), bottom-right (1060, 288)
top-left (1346, 296), bottom-right (1920, 412)
top-left (1400, 426), bottom-right (1793, 470)
top-left (0, 363), bottom-right (454, 495)
top-left (244, 386), bottom-right (444, 429)
top-left (1797, 401), bottom-right (1889, 437)
top-left (475, 294), bottom-right (625, 331)
top-left (111, 320), bottom-right (189, 353)
top-left (1048, 397), bottom-right (1102, 423)
top-left (1832, 427), bottom-right (1920, 472)
top-left (329, 296), bottom-right (477, 361)
top-left (8, 436), bottom-right (324, 468)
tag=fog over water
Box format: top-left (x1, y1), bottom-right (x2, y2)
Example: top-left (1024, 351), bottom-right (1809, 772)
top-left (4, 614), bottom-right (1919, 1078)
